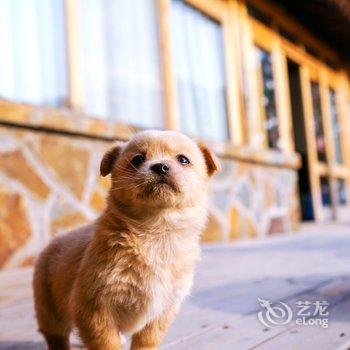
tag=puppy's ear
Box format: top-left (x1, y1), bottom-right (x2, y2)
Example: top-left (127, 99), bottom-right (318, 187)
top-left (100, 141), bottom-right (125, 177)
top-left (197, 142), bottom-right (221, 176)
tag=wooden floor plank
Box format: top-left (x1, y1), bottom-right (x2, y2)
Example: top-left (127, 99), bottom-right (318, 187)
top-left (0, 224), bottom-right (350, 350)
top-left (164, 277), bottom-right (350, 349)
top-left (253, 295), bottom-right (350, 350)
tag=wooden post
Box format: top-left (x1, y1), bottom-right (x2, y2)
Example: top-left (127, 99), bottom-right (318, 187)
top-left (157, 0), bottom-right (179, 130)
top-left (300, 66), bottom-right (323, 222)
top-left (64, 0), bottom-right (84, 110)
top-left (224, 0), bottom-right (244, 144)
top-left (273, 41), bottom-right (294, 153)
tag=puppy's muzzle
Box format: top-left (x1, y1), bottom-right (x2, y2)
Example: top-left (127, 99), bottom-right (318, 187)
top-left (150, 163), bottom-right (170, 176)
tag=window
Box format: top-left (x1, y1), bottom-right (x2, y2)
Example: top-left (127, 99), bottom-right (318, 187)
top-left (170, 0), bottom-right (228, 141)
top-left (0, 0), bottom-right (68, 106)
top-left (246, 0), bottom-right (350, 222)
top-left (79, 0), bottom-right (164, 127)
top-left (310, 81), bottom-right (327, 162)
top-left (337, 179), bottom-right (347, 206)
top-left (320, 176), bottom-right (332, 207)
top-left (329, 89), bottom-right (343, 164)
top-left (256, 46), bottom-right (279, 149)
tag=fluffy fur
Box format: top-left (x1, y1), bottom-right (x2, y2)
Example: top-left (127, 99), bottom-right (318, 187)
top-left (33, 130), bottom-right (220, 350)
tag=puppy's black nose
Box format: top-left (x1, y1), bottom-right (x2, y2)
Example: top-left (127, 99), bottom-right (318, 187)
top-left (151, 163), bottom-right (170, 175)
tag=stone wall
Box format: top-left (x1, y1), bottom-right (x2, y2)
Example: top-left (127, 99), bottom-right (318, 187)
top-left (0, 126), bottom-right (110, 268)
top-left (205, 160), bottom-right (300, 241)
top-left (0, 123), bottom-right (300, 269)
top-left (0, 100), bottom-right (302, 268)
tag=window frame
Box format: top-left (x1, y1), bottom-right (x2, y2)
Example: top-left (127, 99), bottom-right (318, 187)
top-left (243, 0), bottom-right (350, 222)
top-left (157, 0), bottom-right (244, 143)
top-left (305, 65), bottom-right (350, 222)
top-left (280, 43), bottom-right (347, 223)
top-left (62, 0), bottom-right (350, 220)
top-left (243, 17), bottom-right (294, 152)
top-left (325, 70), bottom-right (347, 168)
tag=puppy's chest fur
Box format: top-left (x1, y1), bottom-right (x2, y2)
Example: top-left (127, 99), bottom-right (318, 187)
top-left (142, 233), bottom-right (199, 312)
top-left (101, 226), bottom-right (201, 334)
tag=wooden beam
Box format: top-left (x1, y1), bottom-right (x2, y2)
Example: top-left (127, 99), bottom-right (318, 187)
top-left (300, 66), bottom-right (323, 222)
top-left (223, 0), bottom-right (244, 144)
top-left (237, 0), bottom-right (264, 148)
top-left (157, 0), bottom-right (179, 130)
top-left (273, 39), bottom-right (294, 152)
top-left (186, 0), bottom-right (226, 21)
top-left (319, 69), bottom-right (337, 220)
top-left (64, 0), bottom-right (84, 110)
top-left (246, 0), bottom-right (341, 66)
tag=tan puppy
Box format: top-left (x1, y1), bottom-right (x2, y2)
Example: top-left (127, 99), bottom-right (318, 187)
top-left (33, 130), bottom-right (220, 350)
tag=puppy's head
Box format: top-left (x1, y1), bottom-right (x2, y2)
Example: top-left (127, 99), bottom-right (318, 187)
top-left (100, 130), bottom-right (220, 210)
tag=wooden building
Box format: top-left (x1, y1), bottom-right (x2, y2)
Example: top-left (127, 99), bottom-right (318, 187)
top-left (0, 0), bottom-right (349, 268)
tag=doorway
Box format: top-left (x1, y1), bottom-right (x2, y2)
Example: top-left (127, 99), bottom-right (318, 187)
top-left (287, 59), bottom-right (314, 220)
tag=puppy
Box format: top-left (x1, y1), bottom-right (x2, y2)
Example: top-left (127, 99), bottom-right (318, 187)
top-left (33, 130), bottom-right (220, 350)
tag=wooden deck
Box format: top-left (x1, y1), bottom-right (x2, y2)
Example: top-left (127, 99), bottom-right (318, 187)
top-left (1, 224), bottom-right (350, 350)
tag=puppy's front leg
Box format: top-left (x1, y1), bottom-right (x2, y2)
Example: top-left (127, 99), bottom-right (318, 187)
top-left (130, 310), bottom-right (177, 350)
top-left (74, 307), bottom-right (121, 350)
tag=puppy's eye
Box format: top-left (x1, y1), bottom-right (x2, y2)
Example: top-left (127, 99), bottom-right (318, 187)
top-left (130, 154), bottom-right (146, 168)
top-left (177, 154), bottom-right (190, 165)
